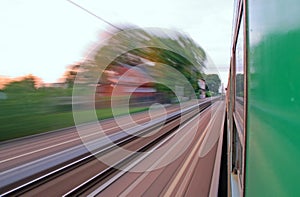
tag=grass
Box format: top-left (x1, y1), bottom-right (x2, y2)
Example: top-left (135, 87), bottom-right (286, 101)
top-left (0, 107), bottom-right (148, 142)
top-left (0, 86), bottom-right (149, 142)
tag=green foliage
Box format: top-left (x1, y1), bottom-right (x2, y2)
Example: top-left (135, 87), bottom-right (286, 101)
top-left (0, 78), bottom-right (73, 141)
top-left (63, 64), bottom-right (80, 88)
top-left (206, 91), bottom-right (212, 97)
top-left (0, 90), bottom-right (147, 141)
top-left (205, 74), bottom-right (221, 94)
top-left (154, 83), bottom-right (177, 103)
top-left (236, 73), bottom-right (244, 97)
top-left (79, 26), bottom-right (207, 99)
top-left (0, 26), bottom-right (210, 141)
top-left (3, 75), bottom-right (37, 93)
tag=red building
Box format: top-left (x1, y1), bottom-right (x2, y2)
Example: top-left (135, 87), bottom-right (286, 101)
top-left (95, 63), bottom-right (156, 108)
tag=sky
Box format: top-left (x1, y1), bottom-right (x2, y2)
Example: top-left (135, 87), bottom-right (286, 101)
top-left (0, 0), bottom-right (233, 84)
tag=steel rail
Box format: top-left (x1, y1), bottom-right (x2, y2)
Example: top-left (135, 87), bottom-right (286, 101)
top-left (1, 98), bottom-right (217, 196)
top-left (63, 100), bottom-right (218, 196)
top-left (65, 104), bottom-right (214, 197)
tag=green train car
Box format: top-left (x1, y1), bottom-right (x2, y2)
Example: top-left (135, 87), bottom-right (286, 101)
top-left (225, 0), bottom-right (300, 196)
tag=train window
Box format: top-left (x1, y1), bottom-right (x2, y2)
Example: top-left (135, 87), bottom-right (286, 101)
top-left (232, 122), bottom-right (243, 186)
top-left (234, 11), bottom-right (244, 131)
top-left (231, 5), bottom-right (245, 191)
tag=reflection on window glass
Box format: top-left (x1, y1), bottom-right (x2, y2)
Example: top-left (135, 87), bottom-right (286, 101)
top-left (235, 13), bottom-right (244, 123)
top-left (232, 123), bottom-right (243, 180)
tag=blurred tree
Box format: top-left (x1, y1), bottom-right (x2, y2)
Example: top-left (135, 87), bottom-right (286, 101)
top-left (76, 24), bottom-right (209, 101)
top-left (205, 74), bottom-right (221, 94)
top-left (63, 64), bottom-right (80, 88)
top-left (3, 75), bottom-right (38, 93)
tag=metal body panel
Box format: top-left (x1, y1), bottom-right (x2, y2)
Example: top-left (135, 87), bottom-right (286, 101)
top-left (246, 0), bottom-right (300, 196)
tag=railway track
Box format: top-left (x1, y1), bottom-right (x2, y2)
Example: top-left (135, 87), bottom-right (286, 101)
top-left (96, 101), bottom-right (225, 197)
top-left (1, 98), bottom-right (219, 196)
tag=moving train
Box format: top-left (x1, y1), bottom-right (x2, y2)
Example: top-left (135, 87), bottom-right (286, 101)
top-left (224, 0), bottom-right (300, 196)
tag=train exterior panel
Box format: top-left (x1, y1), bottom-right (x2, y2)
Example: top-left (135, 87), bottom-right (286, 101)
top-left (227, 0), bottom-right (300, 196)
